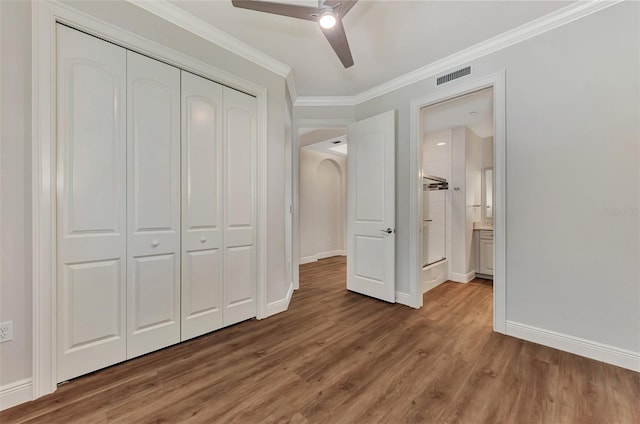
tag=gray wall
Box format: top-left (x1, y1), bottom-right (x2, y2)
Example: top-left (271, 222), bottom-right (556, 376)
top-left (0, 0), bottom-right (32, 387)
top-left (298, 3), bottom-right (639, 353)
top-left (358, 2), bottom-right (639, 352)
top-left (0, 0), bottom-right (290, 388)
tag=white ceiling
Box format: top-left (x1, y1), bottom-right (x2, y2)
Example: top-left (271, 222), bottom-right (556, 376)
top-left (423, 87), bottom-right (493, 138)
top-left (169, 0), bottom-right (571, 96)
top-left (303, 134), bottom-right (348, 156)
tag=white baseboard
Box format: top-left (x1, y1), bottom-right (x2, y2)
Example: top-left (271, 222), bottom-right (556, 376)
top-left (395, 291), bottom-right (418, 308)
top-left (299, 255), bottom-right (317, 265)
top-left (450, 270), bottom-right (475, 283)
top-left (506, 321), bottom-right (640, 372)
top-left (0, 378), bottom-right (32, 411)
top-left (300, 250), bottom-right (346, 265)
top-left (265, 283), bottom-right (294, 318)
top-left (316, 250), bottom-right (346, 259)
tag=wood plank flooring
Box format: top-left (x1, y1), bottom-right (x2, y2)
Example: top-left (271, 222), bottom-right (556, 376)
top-left (2, 256), bottom-right (638, 423)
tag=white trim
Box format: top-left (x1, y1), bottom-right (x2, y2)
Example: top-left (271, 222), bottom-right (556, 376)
top-left (295, 96), bottom-right (359, 107)
top-left (0, 379), bottom-right (33, 411)
top-left (316, 250), bottom-right (346, 260)
top-left (506, 321), bottom-right (640, 372)
top-left (395, 291), bottom-right (413, 307)
top-left (32, 0), bottom-right (270, 400)
top-left (265, 284), bottom-right (294, 317)
top-left (299, 250), bottom-right (346, 265)
top-left (299, 255), bottom-right (318, 265)
top-left (285, 71), bottom-right (298, 104)
top-left (295, 118), bottom-right (355, 129)
top-left (449, 271), bottom-right (476, 284)
top-left (127, 0), bottom-right (291, 79)
top-left (292, 118), bottom-right (354, 290)
top-left (409, 71), bottom-right (507, 333)
top-left (294, 0), bottom-right (621, 107)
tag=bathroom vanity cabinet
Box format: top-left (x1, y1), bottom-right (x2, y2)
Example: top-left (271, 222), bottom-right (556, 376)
top-left (475, 229), bottom-right (494, 277)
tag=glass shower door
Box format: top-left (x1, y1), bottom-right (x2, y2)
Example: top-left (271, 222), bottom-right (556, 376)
top-left (423, 176), bottom-right (447, 267)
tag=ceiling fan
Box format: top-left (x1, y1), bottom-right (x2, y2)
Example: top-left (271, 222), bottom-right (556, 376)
top-left (231, 0), bottom-right (358, 68)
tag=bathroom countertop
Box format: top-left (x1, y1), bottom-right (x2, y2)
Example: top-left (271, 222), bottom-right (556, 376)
top-left (473, 223), bottom-right (494, 230)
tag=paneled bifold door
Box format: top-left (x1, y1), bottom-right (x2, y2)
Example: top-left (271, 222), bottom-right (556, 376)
top-left (181, 72), bottom-right (257, 340)
top-left (56, 24), bottom-right (128, 382)
top-left (57, 25), bottom-right (258, 382)
top-left (126, 51), bottom-right (181, 359)
top-left (180, 72), bottom-right (224, 340)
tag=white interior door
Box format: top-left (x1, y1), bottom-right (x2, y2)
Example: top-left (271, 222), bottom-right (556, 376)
top-left (347, 110), bottom-right (396, 302)
top-left (181, 71), bottom-right (224, 340)
top-left (223, 87), bottom-right (257, 325)
top-left (126, 51), bottom-right (181, 358)
top-left (56, 25), bottom-right (127, 381)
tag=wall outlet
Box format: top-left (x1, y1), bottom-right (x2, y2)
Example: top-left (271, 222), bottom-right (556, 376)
top-left (0, 321), bottom-right (13, 343)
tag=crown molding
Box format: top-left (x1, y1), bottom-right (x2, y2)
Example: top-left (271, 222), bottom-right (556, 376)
top-left (285, 71), bottom-right (298, 104)
top-left (294, 0), bottom-right (622, 107)
top-left (295, 96), bottom-right (358, 107)
top-left (127, 0), bottom-right (292, 78)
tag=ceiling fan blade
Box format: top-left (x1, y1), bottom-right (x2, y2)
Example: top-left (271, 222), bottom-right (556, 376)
top-left (320, 18), bottom-right (354, 68)
top-left (232, 0), bottom-right (321, 22)
top-left (323, 0), bottom-right (358, 17)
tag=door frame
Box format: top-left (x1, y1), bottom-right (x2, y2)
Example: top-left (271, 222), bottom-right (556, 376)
top-left (32, 0), bottom-right (269, 398)
top-left (292, 118), bottom-right (354, 290)
top-left (409, 71), bottom-right (506, 333)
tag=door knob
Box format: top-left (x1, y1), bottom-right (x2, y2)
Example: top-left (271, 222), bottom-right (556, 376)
top-left (380, 228), bottom-right (393, 234)
top-left (151, 240), bottom-right (160, 247)
top-left (200, 237), bottom-right (207, 243)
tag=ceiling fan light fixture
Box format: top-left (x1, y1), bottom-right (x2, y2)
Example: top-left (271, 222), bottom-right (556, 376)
top-left (318, 11), bottom-right (337, 29)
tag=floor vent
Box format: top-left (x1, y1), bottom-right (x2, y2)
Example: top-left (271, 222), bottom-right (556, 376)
top-left (437, 66), bottom-right (471, 85)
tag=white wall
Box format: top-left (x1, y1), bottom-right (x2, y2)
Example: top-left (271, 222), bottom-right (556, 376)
top-left (0, 0), bottom-right (32, 388)
top-left (482, 136), bottom-right (494, 169)
top-left (450, 126), bottom-right (482, 279)
top-left (301, 3), bottom-right (639, 355)
top-left (0, 0), bottom-right (291, 392)
top-left (465, 127), bottom-right (482, 274)
top-left (299, 149), bottom-right (346, 262)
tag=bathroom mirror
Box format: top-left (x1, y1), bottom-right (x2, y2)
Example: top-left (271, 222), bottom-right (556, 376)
top-left (482, 167), bottom-right (493, 222)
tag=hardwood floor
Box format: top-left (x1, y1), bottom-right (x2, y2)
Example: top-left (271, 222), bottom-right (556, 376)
top-left (2, 256), bottom-right (638, 423)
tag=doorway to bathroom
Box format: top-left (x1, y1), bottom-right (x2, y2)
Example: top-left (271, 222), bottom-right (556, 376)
top-left (420, 87), bottom-right (494, 289)
top-left (414, 79), bottom-right (504, 330)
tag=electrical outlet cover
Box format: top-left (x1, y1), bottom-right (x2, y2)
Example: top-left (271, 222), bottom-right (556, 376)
top-left (0, 321), bottom-right (13, 342)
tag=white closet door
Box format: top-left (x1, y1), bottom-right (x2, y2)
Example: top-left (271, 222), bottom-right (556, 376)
top-left (56, 25), bottom-right (127, 381)
top-left (223, 87), bottom-right (257, 326)
top-left (181, 71), bottom-right (224, 340)
top-left (126, 51), bottom-right (181, 358)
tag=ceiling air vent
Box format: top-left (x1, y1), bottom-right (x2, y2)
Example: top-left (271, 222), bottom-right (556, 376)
top-left (437, 66), bottom-right (471, 85)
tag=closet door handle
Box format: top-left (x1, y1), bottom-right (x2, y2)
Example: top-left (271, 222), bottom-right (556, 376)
top-left (381, 228), bottom-right (394, 234)
top-left (151, 240), bottom-right (160, 247)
